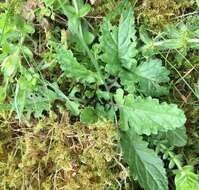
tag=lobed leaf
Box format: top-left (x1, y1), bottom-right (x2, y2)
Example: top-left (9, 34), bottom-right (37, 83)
top-left (56, 47), bottom-right (100, 84)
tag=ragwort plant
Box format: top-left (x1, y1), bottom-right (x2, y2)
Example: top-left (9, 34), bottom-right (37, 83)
top-left (0, 0), bottom-right (199, 190)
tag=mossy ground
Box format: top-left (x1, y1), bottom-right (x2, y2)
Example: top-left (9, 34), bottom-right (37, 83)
top-left (0, 0), bottom-right (198, 189)
top-left (0, 112), bottom-right (131, 190)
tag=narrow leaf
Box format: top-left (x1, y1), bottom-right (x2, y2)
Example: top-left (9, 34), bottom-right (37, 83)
top-left (195, 79), bottom-right (199, 99)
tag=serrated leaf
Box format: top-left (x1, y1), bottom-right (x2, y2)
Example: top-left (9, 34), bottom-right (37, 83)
top-left (175, 165), bottom-right (199, 190)
top-left (119, 69), bottom-right (137, 93)
top-left (56, 47), bottom-right (100, 84)
top-left (65, 99), bottom-right (80, 116)
top-left (121, 130), bottom-right (168, 190)
top-left (61, 5), bottom-right (80, 34)
top-left (96, 90), bottom-right (111, 101)
top-left (135, 59), bottom-right (170, 96)
top-left (158, 39), bottom-right (183, 49)
top-left (119, 96), bottom-right (186, 135)
top-left (95, 104), bottom-right (116, 121)
top-left (100, 5), bottom-right (137, 75)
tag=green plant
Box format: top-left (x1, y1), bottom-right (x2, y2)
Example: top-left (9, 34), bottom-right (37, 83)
top-left (0, 0), bottom-right (199, 190)
top-left (141, 18), bottom-right (199, 57)
top-left (195, 78), bottom-right (199, 99)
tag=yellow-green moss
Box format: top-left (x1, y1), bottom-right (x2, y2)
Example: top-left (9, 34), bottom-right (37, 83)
top-left (135, 0), bottom-right (195, 30)
top-left (0, 113), bottom-right (129, 190)
top-left (90, 0), bottom-right (195, 31)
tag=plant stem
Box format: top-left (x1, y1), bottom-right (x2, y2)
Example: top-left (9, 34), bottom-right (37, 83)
top-left (160, 144), bottom-right (183, 171)
top-left (72, 0), bottom-right (109, 90)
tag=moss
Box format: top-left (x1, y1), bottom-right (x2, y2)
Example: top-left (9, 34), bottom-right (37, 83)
top-left (135, 0), bottom-right (196, 30)
top-left (0, 113), bottom-right (130, 190)
top-left (89, 0), bottom-right (195, 31)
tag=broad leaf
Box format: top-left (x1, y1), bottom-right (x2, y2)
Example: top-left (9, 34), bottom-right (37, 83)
top-left (100, 5), bottom-right (137, 75)
top-left (159, 127), bottom-right (187, 147)
top-left (152, 127), bottom-right (187, 147)
top-left (56, 47), bottom-right (100, 84)
top-left (118, 96), bottom-right (186, 135)
top-left (175, 165), bottom-right (199, 190)
top-left (119, 69), bottom-right (137, 93)
top-left (121, 130), bottom-right (168, 190)
top-left (135, 59), bottom-right (170, 96)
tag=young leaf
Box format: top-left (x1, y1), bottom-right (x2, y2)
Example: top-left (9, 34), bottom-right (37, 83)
top-left (121, 130), bottom-right (168, 190)
top-left (118, 96), bottom-right (186, 135)
top-left (139, 25), bottom-right (152, 44)
top-left (175, 165), bottom-right (199, 190)
top-left (135, 59), bottom-right (170, 96)
top-left (1, 52), bottom-right (20, 78)
top-left (100, 5), bottom-right (137, 75)
top-left (56, 47), bottom-right (100, 84)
